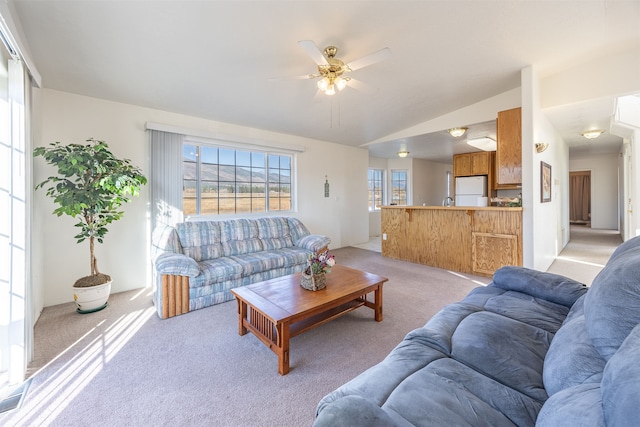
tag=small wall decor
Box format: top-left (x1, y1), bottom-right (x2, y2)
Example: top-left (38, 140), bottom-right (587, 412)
top-left (541, 161), bottom-right (552, 203)
top-left (324, 175), bottom-right (330, 197)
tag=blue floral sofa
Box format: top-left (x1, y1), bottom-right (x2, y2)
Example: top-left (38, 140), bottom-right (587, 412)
top-left (151, 217), bottom-right (330, 319)
top-left (314, 235), bottom-right (640, 426)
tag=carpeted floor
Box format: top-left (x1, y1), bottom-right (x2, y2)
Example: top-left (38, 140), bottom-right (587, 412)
top-left (1, 226), bottom-right (620, 426)
top-left (546, 225), bottom-right (622, 285)
top-left (2, 247), bottom-right (489, 427)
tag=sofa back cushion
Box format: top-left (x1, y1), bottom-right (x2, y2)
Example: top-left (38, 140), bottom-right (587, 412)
top-left (287, 217), bottom-right (310, 243)
top-left (601, 323), bottom-right (640, 426)
top-left (542, 305), bottom-right (605, 396)
top-left (256, 217), bottom-right (294, 250)
top-left (584, 243), bottom-right (640, 361)
top-left (151, 224), bottom-right (183, 260)
top-left (176, 221), bottom-right (223, 262)
top-left (219, 219), bottom-right (263, 256)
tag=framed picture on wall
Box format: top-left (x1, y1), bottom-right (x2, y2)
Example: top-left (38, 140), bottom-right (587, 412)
top-left (541, 161), bottom-right (552, 203)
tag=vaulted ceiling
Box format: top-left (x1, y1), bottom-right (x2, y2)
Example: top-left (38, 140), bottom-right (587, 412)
top-left (10, 0), bottom-right (640, 161)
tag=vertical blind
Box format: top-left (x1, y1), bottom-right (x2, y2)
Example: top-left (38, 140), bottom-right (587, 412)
top-left (149, 130), bottom-right (184, 230)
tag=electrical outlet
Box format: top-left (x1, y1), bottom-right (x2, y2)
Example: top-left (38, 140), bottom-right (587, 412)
top-left (382, 233), bottom-right (387, 240)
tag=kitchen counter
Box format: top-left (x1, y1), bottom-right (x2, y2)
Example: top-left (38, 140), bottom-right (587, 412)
top-left (381, 205), bottom-right (522, 276)
top-left (385, 205), bottom-right (522, 211)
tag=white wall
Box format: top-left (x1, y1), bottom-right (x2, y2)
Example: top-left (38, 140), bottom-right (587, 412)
top-left (33, 89), bottom-right (369, 307)
top-left (570, 154), bottom-right (620, 230)
top-left (412, 159), bottom-right (452, 206)
top-left (523, 66), bottom-right (571, 272)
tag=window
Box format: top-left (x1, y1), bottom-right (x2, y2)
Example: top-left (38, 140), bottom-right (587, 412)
top-left (368, 169), bottom-right (384, 211)
top-left (391, 170), bottom-right (408, 205)
top-left (183, 144), bottom-right (292, 215)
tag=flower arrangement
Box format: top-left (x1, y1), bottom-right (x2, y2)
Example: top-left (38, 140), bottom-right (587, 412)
top-left (306, 248), bottom-right (335, 275)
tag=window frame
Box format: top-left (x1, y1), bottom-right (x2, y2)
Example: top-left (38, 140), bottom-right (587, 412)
top-left (182, 141), bottom-right (294, 217)
top-left (390, 169), bottom-right (408, 206)
top-left (368, 168), bottom-right (385, 211)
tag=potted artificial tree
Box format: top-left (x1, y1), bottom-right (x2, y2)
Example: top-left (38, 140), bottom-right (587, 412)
top-left (34, 138), bottom-right (147, 313)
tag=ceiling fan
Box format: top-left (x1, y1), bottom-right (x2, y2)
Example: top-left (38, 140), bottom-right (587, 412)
top-left (288, 40), bottom-right (391, 96)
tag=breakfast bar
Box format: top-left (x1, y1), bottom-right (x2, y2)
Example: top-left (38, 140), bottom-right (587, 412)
top-left (381, 205), bottom-right (523, 277)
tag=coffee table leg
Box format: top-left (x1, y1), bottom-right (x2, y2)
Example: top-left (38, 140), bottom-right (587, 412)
top-left (374, 285), bottom-right (383, 322)
top-left (277, 321), bottom-right (291, 375)
top-left (237, 299), bottom-right (248, 335)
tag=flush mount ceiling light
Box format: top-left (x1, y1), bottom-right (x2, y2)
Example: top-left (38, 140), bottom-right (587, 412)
top-left (466, 137), bottom-right (496, 151)
top-left (448, 127), bottom-right (468, 137)
top-left (397, 144), bottom-right (410, 158)
top-left (581, 129), bottom-right (604, 139)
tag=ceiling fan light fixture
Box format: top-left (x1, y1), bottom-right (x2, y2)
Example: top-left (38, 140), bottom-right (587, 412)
top-left (335, 76), bottom-right (347, 91)
top-left (448, 127), bottom-right (468, 138)
top-left (581, 129), bottom-right (604, 139)
top-left (325, 84), bottom-right (336, 96)
top-left (317, 77), bottom-right (330, 91)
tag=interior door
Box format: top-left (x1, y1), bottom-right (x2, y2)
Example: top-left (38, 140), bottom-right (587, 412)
top-left (570, 171), bottom-right (591, 226)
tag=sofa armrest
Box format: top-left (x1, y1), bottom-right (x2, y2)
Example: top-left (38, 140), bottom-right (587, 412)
top-left (314, 395), bottom-right (396, 427)
top-left (491, 266), bottom-right (587, 307)
top-left (295, 234), bottom-right (331, 252)
top-left (155, 253), bottom-right (200, 277)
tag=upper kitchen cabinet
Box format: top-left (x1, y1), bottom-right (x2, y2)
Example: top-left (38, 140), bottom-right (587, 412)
top-left (496, 107), bottom-right (522, 187)
top-left (454, 151), bottom-right (491, 177)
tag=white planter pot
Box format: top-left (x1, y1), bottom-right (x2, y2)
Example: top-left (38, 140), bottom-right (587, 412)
top-left (73, 281), bottom-right (111, 313)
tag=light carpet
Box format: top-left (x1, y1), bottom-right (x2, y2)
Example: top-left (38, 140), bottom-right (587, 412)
top-left (2, 248), bottom-right (488, 427)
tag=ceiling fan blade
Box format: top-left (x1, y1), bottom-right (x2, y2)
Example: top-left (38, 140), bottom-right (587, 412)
top-left (269, 73), bottom-right (319, 81)
top-left (346, 47), bottom-right (391, 71)
top-left (298, 40), bottom-right (329, 66)
top-left (347, 78), bottom-right (378, 94)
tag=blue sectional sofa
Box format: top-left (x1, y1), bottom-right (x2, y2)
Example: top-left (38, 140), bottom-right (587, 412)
top-left (314, 235), bottom-right (640, 426)
top-left (151, 217), bottom-right (330, 319)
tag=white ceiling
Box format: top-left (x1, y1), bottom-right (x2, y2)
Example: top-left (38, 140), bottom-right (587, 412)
top-left (10, 0), bottom-right (639, 161)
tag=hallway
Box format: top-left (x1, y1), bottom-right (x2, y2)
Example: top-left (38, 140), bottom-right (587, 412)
top-left (546, 225), bottom-right (622, 285)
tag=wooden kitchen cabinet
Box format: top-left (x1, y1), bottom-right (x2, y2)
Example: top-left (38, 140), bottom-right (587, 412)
top-left (496, 107), bottom-right (522, 187)
top-left (470, 152), bottom-right (490, 175)
top-left (453, 153), bottom-right (471, 176)
top-left (454, 151), bottom-right (491, 177)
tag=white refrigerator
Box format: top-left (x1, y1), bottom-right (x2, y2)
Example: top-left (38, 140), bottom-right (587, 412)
top-left (455, 176), bottom-right (488, 206)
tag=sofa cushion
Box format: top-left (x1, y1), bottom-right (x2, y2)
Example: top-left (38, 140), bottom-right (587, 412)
top-left (176, 221), bottom-right (223, 262)
top-left (313, 395), bottom-right (398, 427)
top-left (535, 383), bottom-right (604, 427)
top-left (230, 251), bottom-right (290, 276)
top-left (483, 291), bottom-right (569, 333)
top-left (584, 246), bottom-right (640, 361)
top-left (543, 312), bottom-right (605, 396)
top-left (219, 219), bottom-right (263, 256)
top-left (190, 257), bottom-right (244, 287)
top-left (451, 311), bottom-right (551, 402)
top-left (382, 358), bottom-right (541, 427)
top-left (492, 266), bottom-right (587, 308)
top-left (601, 323), bottom-right (640, 426)
top-left (256, 217), bottom-right (294, 250)
top-left (287, 217), bottom-right (310, 242)
top-left (151, 223), bottom-right (183, 260)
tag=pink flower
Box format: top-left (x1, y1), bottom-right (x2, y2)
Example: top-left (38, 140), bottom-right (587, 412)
top-left (306, 249), bottom-right (336, 275)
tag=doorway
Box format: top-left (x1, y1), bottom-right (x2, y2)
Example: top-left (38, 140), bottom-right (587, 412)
top-left (570, 171), bottom-right (591, 227)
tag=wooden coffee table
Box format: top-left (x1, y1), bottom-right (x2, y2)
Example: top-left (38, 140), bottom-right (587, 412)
top-left (231, 265), bottom-right (388, 375)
